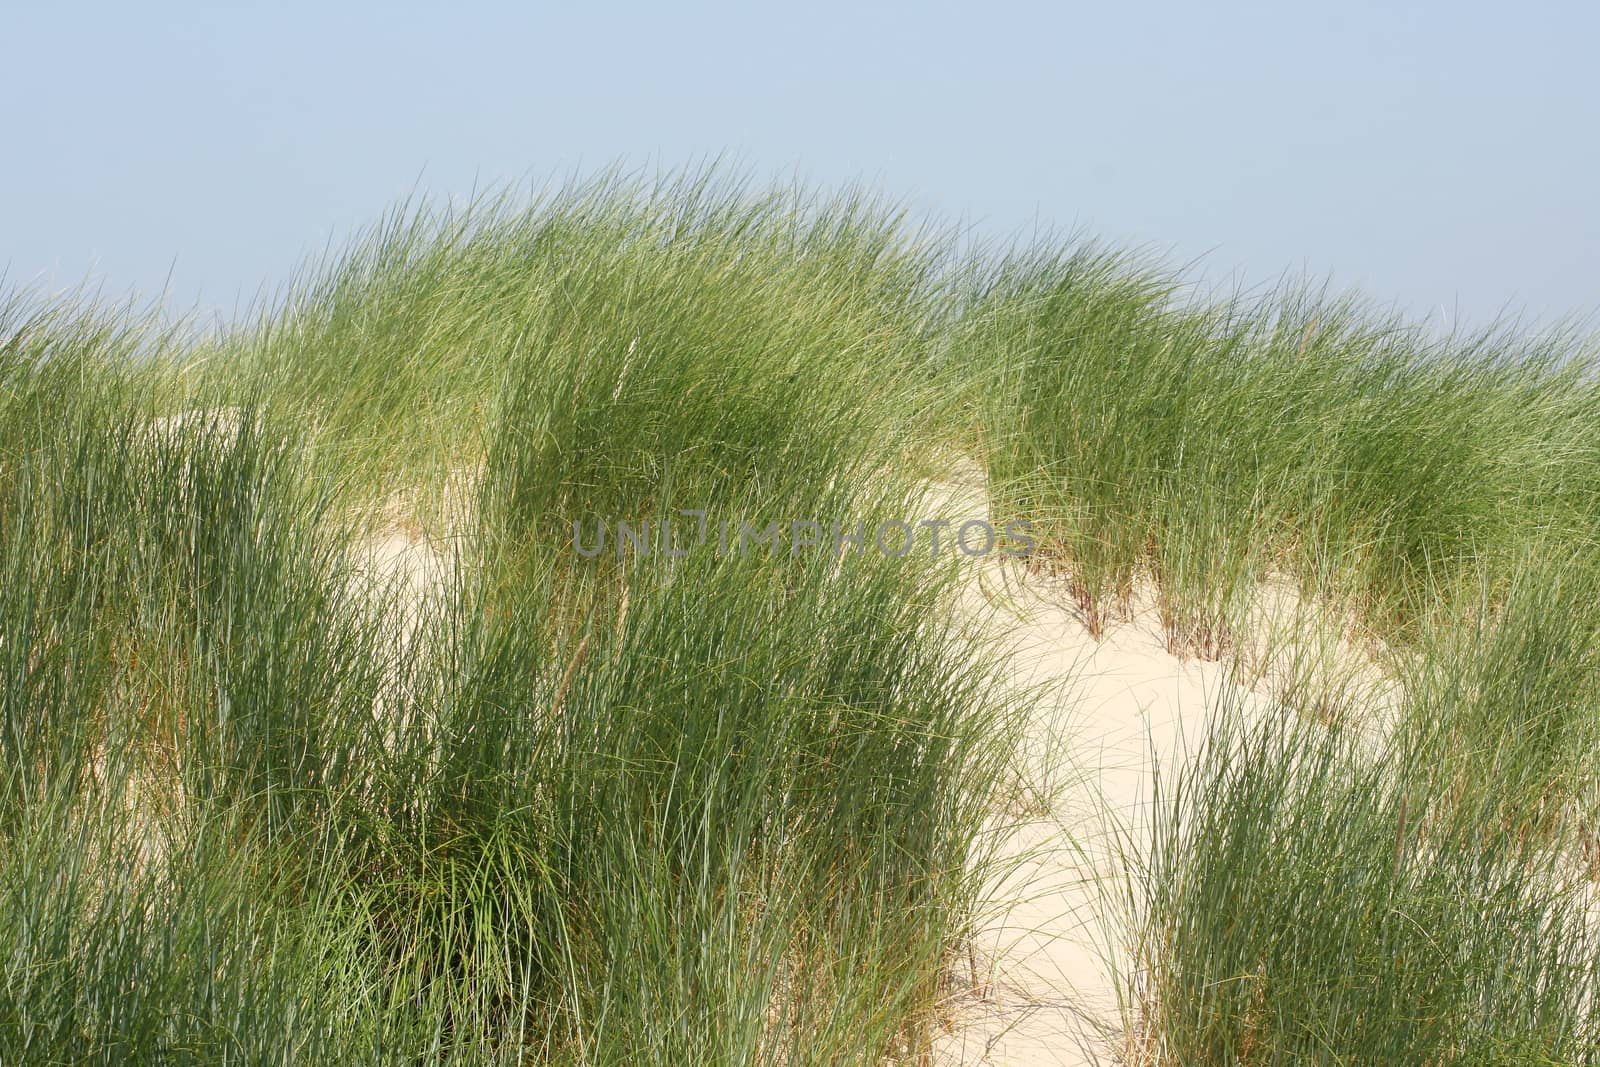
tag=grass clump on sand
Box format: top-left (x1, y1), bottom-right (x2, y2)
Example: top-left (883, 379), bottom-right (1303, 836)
top-left (1128, 695), bottom-right (1600, 1066)
top-left (967, 245), bottom-right (1600, 656)
top-left (1125, 555), bottom-right (1600, 1063)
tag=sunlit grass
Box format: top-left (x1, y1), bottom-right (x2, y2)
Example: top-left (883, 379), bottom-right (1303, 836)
top-left (4, 167), bottom-right (1600, 1063)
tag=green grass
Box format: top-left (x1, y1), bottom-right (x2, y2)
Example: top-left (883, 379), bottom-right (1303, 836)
top-left (0, 177), bottom-right (1014, 1065)
top-left (5, 167), bottom-right (1600, 1063)
top-left (1124, 555), bottom-right (1600, 1062)
top-left (967, 248), bottom-right (1600, 652)
top-left (1128, 696), bottom-right (1600, 1065)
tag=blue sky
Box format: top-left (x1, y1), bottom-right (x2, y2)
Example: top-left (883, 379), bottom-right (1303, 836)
top-left (5, 1), bottom-right (1596, 327)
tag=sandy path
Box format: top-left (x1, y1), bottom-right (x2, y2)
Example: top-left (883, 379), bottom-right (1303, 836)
top-left (920, 462), bottom-right (1279, 1066)
top-left (935, 572), bottom-right (1266, 1065)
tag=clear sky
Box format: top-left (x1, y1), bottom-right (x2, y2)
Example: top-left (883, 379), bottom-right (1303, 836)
top-left (5, 1), bottom-right (1596, 328)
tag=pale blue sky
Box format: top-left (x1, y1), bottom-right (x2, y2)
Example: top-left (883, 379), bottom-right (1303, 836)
top-left (5, 1), bottom-right (1596, 327)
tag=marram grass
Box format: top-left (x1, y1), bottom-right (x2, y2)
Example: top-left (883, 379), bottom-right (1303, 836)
top-left (4, 168), bottom-right (1600, 1064)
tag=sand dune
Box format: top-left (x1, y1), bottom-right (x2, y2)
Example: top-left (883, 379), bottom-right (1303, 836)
top-left (220, 437), bottom-right (1388, 1065)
